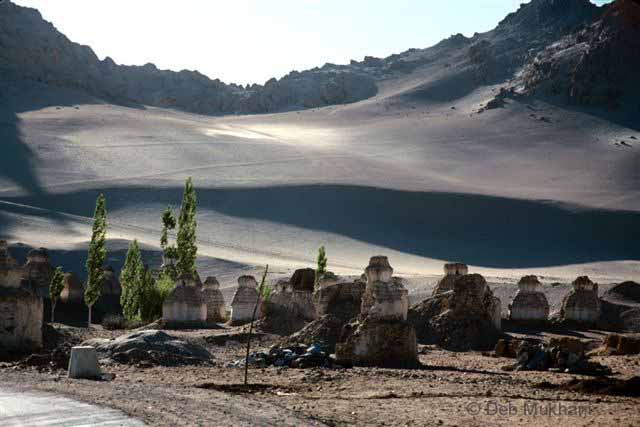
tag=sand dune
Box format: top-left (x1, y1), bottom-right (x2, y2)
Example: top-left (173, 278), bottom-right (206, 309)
top-left (0, 79), bottom-right (638, 287)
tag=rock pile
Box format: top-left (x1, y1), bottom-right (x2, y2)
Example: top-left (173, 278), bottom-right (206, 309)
top-left (162, 274), bottom-right (207, 327)
top-left (265, 268), bottom-right (317, 327)
top-left (231, 343), bottom-right (332, 369)
top-left (503, 337), bottom-right (610, 376)
top-left (602, 333), bottom-right (640, 355)
top-left (432, 263), bottom-right (468, 295)
top-left (409, 273), bottom-right (502, 351)
top-left (85, 330), bottom-right (212, 366)
top-left (335, 256), bottom-right (418, 368)
top-left (560, 276), bottom-right (601, 324)
top-left (230, 275), bottom-right (262, 325)
top-left (508, 275), bottom-right (549, 322)
top-left (201, 277), bottom-right (226, 323)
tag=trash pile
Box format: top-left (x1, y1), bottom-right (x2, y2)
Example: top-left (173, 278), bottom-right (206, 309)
top-left (500, 337), bottom-right (611, 376)
top-left (228, 343), bottom-right (333, 369)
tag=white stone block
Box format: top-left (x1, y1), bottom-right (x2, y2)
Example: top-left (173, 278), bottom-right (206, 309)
top-left (68, 346), bottom-right (101, 379)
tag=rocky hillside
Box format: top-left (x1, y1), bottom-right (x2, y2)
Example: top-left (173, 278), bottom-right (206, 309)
top-left (1, 0), bottom-right (638, 115)
top-left (0, 0), bottom-right (376, 114)
top-left (514, 0), bottom-right (640, 110)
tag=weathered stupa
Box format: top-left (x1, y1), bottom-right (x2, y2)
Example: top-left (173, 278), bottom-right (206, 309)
top-left (509, 275), bottom-right (549, 322)
top-left (0, 240), bottom-right (23, 288)
top-left (432, 263), bottom-right (468, 295)
top-left (336, 256), bottom-right (418, 368)
top-left (560, 276), bottom-right (601, 323)
top-left (22, 248), bottom-right (54, 298)
top-left (162, 274), bottom-right (207, 327)
top-left (267, 268), bottom-right (317, 322)
top-left (230, 275), bottom-right (262, 325)
top-left (409, 272), bottom-right (502, 351)
top-left (201, 276), bottom-right (226, 323)
top-left (60, 272), bottom-right (84, 303)
top-left (100, 266), bottom-right (121, 297)
top-left (0, 241), bottom-right (43, 352)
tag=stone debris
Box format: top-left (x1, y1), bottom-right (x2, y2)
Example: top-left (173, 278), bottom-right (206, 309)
top-left (601, 333), bottom-right (640, 355)
top-left (162, 274), bottom-right (207, 327)
top-left (502, 337), bottom-right (610, 375)
top-left (85, 330), bottom-right (212, 366)
top-left (432, 263), bottom-right (468, 296)
top-left (230, 275), bottom-right (262, 325)
top-left (229, 343), bottom-right (332, 369)
top-left (201, 276), bottom-right (226, 323)
top-left (409, 272), bottom-right (502, 351)
top-left (282, 314), bottom-right (346, 353)
top-left (560, 276), bottom-right (601, 323)
top-left (68, 346), bottom-right (101, 379)
top-left (508, 275), bottom-right (549, 322)
top-left (335, 256), bottom-right (418, 368)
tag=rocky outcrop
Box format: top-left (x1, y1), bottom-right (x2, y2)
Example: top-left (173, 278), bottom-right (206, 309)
top-left (509, 275), bottom-right (549, 322)
top-left (560, 276), bottom-right (601, 324)
top-left (514, 0), bottom-right (640, 110)
top-left (336, 256), bottom-right (418, 368)
top-left (162, 274), bottom-right (207, 327)
top-left (409, 273), bottom-right (502, 351)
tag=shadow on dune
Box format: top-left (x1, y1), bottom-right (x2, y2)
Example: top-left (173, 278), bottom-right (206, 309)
top-left (0, 108), bottom-right (44, 196)
top-left (1, 184), bottom-right (638, 269)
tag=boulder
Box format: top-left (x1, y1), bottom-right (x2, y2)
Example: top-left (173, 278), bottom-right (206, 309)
top-left (230, 275), bottom-right (261, 325)
top-left (162, 274), bottom-right (207, 327)
top-left (509, 275), bottom-right (549, 322)
top-left (201, 277), bottom-right (226, 323)
top-left (560, 276), bottom-right (601, 323)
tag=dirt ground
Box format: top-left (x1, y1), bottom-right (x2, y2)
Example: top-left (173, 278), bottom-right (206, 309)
top-left (1, 324), bottom-right (639, 427)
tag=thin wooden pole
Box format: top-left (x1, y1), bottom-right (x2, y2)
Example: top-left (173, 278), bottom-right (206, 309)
top-left (244, 265), bottom-right (269, 386)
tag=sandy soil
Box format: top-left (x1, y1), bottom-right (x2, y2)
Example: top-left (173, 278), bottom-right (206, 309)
top-left (1, 325), bottom-right (639, 427)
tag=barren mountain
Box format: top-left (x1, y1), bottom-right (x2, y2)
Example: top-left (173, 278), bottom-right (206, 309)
top-left (0, 0), bottom-right (638, 289)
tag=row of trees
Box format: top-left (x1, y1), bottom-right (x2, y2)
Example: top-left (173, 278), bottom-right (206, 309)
top-left (48, 178), bottom-right (198, 326)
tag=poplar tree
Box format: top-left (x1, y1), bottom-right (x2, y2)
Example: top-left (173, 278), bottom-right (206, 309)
top-left (314, 246), bottom-right (327, 289)
top-left (85, 194), bottom-right (107, 326)
top-left (160, 206), bottom-right (177, 279)
top-left (49, 267), bottom-right (65, 323)
top-left (176, 177), bottom-right (197, 277)
top-left (120, 239), bottom-right (143, 321)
